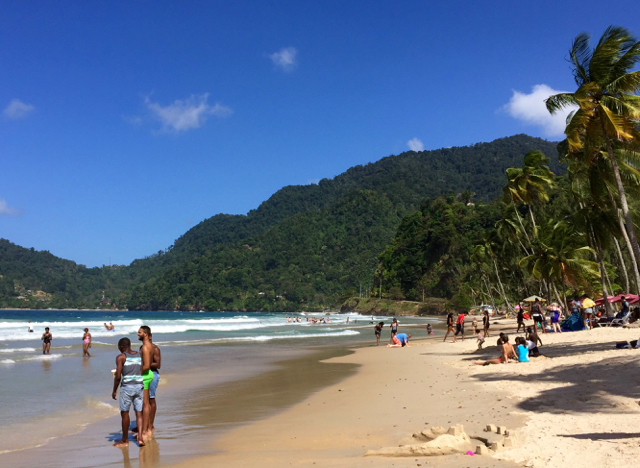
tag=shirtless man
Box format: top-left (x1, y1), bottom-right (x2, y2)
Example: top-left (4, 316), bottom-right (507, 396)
top-left (147, 332), bottom-right (161, 434)
top-left (137, 326), bottom-right (154, 442)
top-left (474, 334), bottom-right (517, 365)
top-left (41, 327), bottom-right (52, 355)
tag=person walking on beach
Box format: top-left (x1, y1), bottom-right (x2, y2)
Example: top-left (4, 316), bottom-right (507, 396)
top-left (517, 308), bottom-right (525, 333)
top-left (443, 313), bottom-right (454, 342)
top-left (482, 310), bottom-right (490, 337)
top-left (452, 311), bottom-right (466, 342)
top-left (82, 328), bottom-right (92, 357)
top-left (472, 317), bottom-right (478, 334)
top-left (374, 322), bottom-right (384, 346)
top-left (531, 299), bottom-right (546, 333)
top-left (581, 295), bottom-right (596, 330)
top-left (41, 327), bottom-right (52, 355)
top-left (137, 326), bottom-right (154, 443)
top-left (112, 337), bottom-right (144, 447)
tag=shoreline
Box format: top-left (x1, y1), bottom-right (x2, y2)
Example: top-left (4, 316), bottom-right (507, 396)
top-left (165, 319), bottom-right (640, 468)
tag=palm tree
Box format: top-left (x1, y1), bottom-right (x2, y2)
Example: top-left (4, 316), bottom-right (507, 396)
top-left (503, 150), bottom-right (556, 233)
top-left (519, 220), bottom-right (600, 307)
top-left (546, 26), bottom-right (640, 268)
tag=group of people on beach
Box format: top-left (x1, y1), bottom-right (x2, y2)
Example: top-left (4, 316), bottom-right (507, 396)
top-left (474, 328), bottom-right (543, 365)
top-left (442, 310), bottom-right (492, 343)
top-left (112, 325), bottom-right (161, 448)
top-left (31, 324), bottom-right (93, 356)
top-left (372, 318), bottom-right (412, 347)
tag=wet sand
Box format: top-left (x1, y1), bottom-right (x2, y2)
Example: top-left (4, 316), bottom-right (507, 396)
top-left (0, 347), bottom-right (358, 468)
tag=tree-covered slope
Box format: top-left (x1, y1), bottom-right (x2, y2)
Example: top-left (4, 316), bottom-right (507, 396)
top-left (0, 134), bottom-right (561, 310)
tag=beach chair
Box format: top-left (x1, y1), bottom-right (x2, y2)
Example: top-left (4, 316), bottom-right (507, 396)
top-left (608, 311), bottom-right (631, 327)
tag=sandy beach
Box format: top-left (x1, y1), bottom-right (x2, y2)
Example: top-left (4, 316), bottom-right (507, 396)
top-left (169, 319), bottom-right (640, 468)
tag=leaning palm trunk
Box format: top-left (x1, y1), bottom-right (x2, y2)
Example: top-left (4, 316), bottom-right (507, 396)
top-left (601, 122), bottom-right (640, 270)
top-left (616, 207), bottom-right (640, 293)
top-left (551, 281), bottom-right (564, 308)
top-left (482, 276), bottom-right (497, 312)
top-left (492, 257), bottom-right (514, 313)
top-left (613, 237), bottom-right (631, 294)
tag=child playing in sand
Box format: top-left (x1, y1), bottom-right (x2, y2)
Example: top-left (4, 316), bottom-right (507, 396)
top-left (476, 330), bottom-right (485, 349)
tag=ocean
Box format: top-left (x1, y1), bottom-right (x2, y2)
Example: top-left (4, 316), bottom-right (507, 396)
top-left (0, 309), bottom-right (440, 466)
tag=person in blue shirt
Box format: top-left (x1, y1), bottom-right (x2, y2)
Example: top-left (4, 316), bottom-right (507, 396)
top-left (515, 337), bottom-right (530, 362)
top-left (387, 333), bottom-right (411, 347)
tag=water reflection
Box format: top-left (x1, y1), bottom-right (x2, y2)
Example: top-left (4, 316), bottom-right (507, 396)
top-left (42, 359), bottom-right (52, 372)
top-left (139, 439), bottom-right (160, 468)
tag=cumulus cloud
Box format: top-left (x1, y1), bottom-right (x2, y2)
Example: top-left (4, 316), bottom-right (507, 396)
top-left (269, 47), bottom-right (297, 72)
top-left (407, 138), bottom-right (424, 152)
top-left (144, 93), bottom-right (232, 132)
top-left (503, 84), bottom-right (577, 137)
top-left (3, 99), bottom-right (35, 120)
top-left (0, 198), bottom-right (20, 216)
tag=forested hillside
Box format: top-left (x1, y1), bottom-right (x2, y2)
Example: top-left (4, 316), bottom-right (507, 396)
top-left (0, 134), bottom-right (560, 310)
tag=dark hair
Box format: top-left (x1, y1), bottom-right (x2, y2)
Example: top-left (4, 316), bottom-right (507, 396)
top-left (118, 337), bottom-right (131, 348)
top-left (45, 327), bottom-right (49, 331)
top-left (502, 335), bottom-right (509, 343)
top-left (378, 322), bottom-right (384, 326)
top-left (139, 325), bottom-right (151, 336)
top-left (526, 327), bottom-right (532, 333)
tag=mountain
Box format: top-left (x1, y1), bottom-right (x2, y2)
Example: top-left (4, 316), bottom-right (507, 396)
top-left (0, 134), bottom-right (561, 310)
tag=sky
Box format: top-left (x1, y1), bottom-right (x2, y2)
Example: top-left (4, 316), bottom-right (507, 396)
top-left (1, 1), bottom-right (639, 267)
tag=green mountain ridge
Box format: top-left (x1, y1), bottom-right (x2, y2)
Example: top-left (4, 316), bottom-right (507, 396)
top-left (0, 134), bottom-right (560, 310)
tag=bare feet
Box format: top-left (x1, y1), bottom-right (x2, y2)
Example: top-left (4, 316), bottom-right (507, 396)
top-left (113, 439), bottom-right (129, 447)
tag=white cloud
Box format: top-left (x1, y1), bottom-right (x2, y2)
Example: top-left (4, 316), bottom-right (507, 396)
top-left (503, 84), bottom-right (577, 137)
top-left (3, 99), bottom-right (35, 120)
top-left (0, 198), bottom-right (20, 216)
top-left (407, 138), bottom-right (424, 152)
top-left (269, 47), bottom-right (297, 72)
top-left (144, 93), bottom-right (232, 132)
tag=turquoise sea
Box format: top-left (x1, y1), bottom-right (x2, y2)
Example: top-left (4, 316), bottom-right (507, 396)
top-left (0, 309), bottom-right (440, 466)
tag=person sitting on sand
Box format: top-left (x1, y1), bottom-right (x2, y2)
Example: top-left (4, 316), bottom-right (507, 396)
top-left (474, 335), bottom-right (517, 365)
top-left (515, 337), bottom-right (530, 362)
top-left (526, 327), bottom-right (542, 348)
top-left (374, 322), bottom-right (384, 346)
top-left (387, 332), bottom-right (411, 347)
top-left (112, 337), bottom-right (144, 447)
top-left (526, 338), bottom-right (541, 357)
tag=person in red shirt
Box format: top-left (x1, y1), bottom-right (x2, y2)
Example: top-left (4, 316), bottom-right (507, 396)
top-left (452, 312), bottom-right (467, 342)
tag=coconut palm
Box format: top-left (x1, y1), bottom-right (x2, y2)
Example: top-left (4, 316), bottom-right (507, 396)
top-left (546, 26), bottom-right (640, 267)
top-left (503, 150), bottom-right (556, 233)
top-left (519, 220), bottom-right (600, 307)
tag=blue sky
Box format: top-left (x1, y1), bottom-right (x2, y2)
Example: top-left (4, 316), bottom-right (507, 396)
top-left (1, 1), bottom-right (639, 267)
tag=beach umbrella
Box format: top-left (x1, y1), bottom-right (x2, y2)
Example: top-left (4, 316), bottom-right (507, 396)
top-left (522, 295), bottom-right (546, 302)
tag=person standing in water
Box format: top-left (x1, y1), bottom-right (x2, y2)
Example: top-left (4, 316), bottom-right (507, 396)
top-left (41, 327), bottom-right (52, 354)
top-left (137, 326), bottom-right (154, 442)
top-left (147, 331), bottom-right (161, 435)
top-left (389, 318), bottom-right (399, 343)
top-left (112, 337), bottom-right (144, 447)
top-left (28, 321), bottom-right (34, 333)
top-left (374, 322), bottom-right (384, 346)
top-left (82, 328), bottom-right (92, 357)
